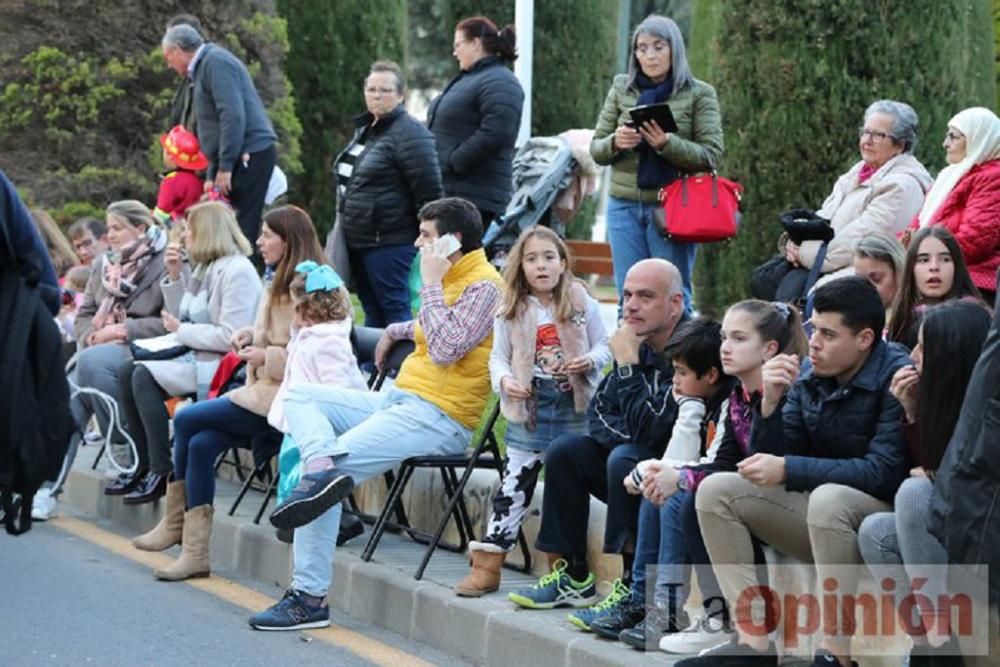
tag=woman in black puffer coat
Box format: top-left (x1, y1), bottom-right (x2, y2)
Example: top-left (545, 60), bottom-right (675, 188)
top-left (427, 16), bottom-right (524, 226)
top-left (334, 61), bottom-right (443, 328)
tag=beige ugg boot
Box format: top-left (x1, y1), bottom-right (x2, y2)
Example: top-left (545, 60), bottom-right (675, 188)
top-left (154, 505), bottom-right (213, 581)
top-left (454, 541), bottom-right (506, 597)
top-left (132, 478), bottom-right (185, 551)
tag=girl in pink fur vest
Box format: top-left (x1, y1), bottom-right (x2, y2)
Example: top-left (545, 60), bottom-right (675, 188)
top-left (455, 227), bottom-right (610, 597)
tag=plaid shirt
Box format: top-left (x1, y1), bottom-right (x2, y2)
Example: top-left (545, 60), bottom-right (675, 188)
top-left (385, 280), bottom-right (501, 365)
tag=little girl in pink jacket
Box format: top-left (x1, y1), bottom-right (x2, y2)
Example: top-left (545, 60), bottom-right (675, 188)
top-left (268, 262), bottom-right (367, 432)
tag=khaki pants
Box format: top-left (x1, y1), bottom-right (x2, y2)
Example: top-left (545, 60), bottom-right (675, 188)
top-left (696, 473), bottom-right (891, 641)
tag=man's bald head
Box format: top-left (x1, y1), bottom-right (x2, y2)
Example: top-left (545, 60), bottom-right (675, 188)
top-left (621, 258), bottom-right (685, 348)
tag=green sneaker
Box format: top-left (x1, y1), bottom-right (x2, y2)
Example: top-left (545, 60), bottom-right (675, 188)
top-left (508, 559), bottom-right (599, 609)
top-left (567, 578), bottom-right (631, 631)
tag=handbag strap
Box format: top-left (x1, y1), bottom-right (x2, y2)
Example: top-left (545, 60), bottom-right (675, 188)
top-left (802, 241), bottom-right (829, 319)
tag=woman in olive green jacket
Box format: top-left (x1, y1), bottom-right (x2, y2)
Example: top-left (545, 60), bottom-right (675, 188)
top-left (590, 15), bottom-right (723, 312)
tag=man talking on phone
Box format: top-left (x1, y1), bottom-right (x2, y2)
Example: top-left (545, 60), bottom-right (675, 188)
top-left (249, 197), bottom-right (503, 631)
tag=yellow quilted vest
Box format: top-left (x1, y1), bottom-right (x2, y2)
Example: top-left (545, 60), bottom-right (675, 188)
top-left (394, 249), bottom-right (502, 429)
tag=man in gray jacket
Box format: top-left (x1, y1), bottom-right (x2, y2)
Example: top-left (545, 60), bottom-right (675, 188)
top-left (162, 24), bottom-right (277, 244)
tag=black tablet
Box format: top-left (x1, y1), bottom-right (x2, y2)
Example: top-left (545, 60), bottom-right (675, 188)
top-left (627, 103), bottom-right (678, 133)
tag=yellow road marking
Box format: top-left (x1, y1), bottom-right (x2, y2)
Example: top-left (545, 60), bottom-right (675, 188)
top-left (50, 515), bottom-right (435, 667)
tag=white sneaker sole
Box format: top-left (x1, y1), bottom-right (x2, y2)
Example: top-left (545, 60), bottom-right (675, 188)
top-left (250, 618), bottom-right (331, 631)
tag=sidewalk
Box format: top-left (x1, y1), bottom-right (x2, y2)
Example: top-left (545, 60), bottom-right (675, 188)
top-left (61, 445), bottom-right (675, 667)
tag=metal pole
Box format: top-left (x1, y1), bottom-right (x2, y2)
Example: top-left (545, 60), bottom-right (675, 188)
top-left (514, 0), bottom-right (534, 146)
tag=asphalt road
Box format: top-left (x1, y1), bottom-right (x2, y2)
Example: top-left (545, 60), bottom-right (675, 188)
top-left (0, 519), bottom-right (467, 667)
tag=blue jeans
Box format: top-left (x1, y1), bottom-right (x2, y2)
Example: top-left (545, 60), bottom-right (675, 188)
top-left (633, 491), bottom-right (689, 608)
top-left (606, 196), bottom-right (696, 313)
top-left (172, 397), bottom-right (270, 507)
top-left (286, 385), bottom-right (471, 596)
top-left (351, 243), bottom-right (417, 328)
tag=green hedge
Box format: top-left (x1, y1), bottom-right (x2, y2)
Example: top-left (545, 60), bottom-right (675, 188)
top-left (689, 0), bottom-right (995, 316)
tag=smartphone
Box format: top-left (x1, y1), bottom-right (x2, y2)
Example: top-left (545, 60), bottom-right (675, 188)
top-left (432, 233), bottom-right (461, 256)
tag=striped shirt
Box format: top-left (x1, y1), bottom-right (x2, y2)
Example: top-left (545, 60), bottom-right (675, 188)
top-left (385, 280), bottom-right (501, 366)
top-left (336, 142), bottom-right (366, 198)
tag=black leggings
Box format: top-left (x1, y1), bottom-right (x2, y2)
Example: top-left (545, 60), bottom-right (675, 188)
top-left (117, 358), bottom-right (171, 474)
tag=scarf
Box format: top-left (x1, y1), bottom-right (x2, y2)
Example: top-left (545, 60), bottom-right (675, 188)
top-left (92, 226), bottom-right (165, 330)
top-left (918, 107), bottom-right (1000, 226)
top-left (634, 72), bottom-right (680, 190)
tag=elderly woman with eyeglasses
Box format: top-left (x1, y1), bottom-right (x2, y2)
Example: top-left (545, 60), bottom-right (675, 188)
top-left (766, 100), bottom-right (933, 302)
top-left (591, 14), bottom-right (724, 313)
top-left (904, 107), bottom-right (1000, 304)
top-left (333, 60), bottom-right (443, 328)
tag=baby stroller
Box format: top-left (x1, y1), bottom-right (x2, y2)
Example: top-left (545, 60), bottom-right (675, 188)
top-left (483, 130), bottom-right (597, 270)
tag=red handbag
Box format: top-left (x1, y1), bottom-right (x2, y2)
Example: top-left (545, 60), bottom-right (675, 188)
top-left (658, 171), bottom-right (743, 243)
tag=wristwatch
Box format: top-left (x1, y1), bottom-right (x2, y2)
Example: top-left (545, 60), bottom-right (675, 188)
top-left (676, 471), bottom-right (690, 492)
top-left (617, 364), bottom-right (635, 379)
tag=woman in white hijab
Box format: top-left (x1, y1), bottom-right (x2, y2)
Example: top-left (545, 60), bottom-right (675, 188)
top-left (907, 107), bottom-right (1000, 301)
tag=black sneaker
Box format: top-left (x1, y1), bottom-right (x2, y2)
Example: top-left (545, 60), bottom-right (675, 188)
top-left (810, 649), bottom-right (858, 667)
top-left (337, 510), bottom-right (364, 546)
top-left (675, 638), bottom-right (778, 667)
top-left (269, 468), bottom-right (355, 530)
top-left (589, 595), bottom-right (645, 640)
top-left (619, 605), bottom-right (690, 651)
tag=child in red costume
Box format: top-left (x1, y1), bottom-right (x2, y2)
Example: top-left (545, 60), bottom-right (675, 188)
top-left (155, 125), bottom-right (208, 225)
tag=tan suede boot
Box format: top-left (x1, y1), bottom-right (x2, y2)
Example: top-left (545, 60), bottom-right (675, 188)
top-left (455, 541), bottom-right (506, 597)
top-left (132, 478), bottom-right (185, 551)
top-left (154, 505), bottom-right (213, 581)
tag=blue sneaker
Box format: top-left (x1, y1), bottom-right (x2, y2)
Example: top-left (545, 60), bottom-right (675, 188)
top-left (269, 467), bottom-right (354, 530)
top-left (508, 559), bottom-right (598, 609)
top-left (249, 589), bottom-right (331, 631)
top-left (568, 578), bottom-right (631, 631)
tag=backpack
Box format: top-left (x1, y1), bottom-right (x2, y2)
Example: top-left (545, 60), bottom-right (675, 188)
top-left (0, 219), bottom-right (74, 535)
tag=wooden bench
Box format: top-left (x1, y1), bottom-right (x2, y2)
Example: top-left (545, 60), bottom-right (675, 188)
top-left (566, 239), bottom-right (613, 278)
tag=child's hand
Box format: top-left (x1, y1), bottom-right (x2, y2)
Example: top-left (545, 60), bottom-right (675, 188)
top-left (761, 354), bottom-right (800, 417)
top-left (642, 462), bottom-right (679, 505)
top-left (562, 356), bottom-right (593, 375)
top-left (500, 376), bottom-right (532, 400)
top-left (623, 470), bottom-right (642, 495)
top-left (890, 365), bottom-right (920, 423)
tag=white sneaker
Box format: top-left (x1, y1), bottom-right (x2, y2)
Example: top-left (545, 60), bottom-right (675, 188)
top-left (31, 488), bottom-right (57, 521)
top-left (658, 613), bottom-right (735, 654)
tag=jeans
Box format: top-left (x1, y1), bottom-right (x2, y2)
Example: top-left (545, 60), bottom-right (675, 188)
top-left (858, 477), bottom-right (950, 627)
top-left (633, 491), bottom-right (688, 608)
top-left (172, 397), bottom-right (271, 508)
top-left (288, 385), bottom-right (471, 596)
top-left (534, 435), bottom-right (645, 559)
top-left (71, 342), bottom-right (131, 444)
top-left (350, 243), bottom-right (417, 328)
top-left (606, 196), bottom-right (696, 313)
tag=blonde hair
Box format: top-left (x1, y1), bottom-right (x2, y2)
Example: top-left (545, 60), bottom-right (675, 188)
top-left (499, 226), bottom-right (581, 322)
top-left (184, 201), bottom-right (253, 264)
top-left (29, 209), bottom-right (77, 277)
top-left (727, 299), bottom-right (809, 359)
top-left (65, 265), bottom-right (91, 292)
top-left (106, 200), bottom-right (154, 231)
top-left (289, 273), bottom-right (352, 324)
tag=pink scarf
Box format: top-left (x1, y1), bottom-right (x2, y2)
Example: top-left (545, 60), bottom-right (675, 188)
top-left (92, 234), bottom-right (157, 331)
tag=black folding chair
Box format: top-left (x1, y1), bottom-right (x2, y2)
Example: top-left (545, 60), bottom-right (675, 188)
top-left (227, 427), bottom-right (283, 524)
top-left (360, 399), bottom-right (533, 580)
top-left (344, 334), bottom-right (415, 526)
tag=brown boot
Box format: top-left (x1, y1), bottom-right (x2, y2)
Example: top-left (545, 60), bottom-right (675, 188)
top-left (455, 541), bottom-right (506, 597)
top-left (154, 505), bottom-right (213, 581)
top-left (132, 478), bottom-right (185, 552)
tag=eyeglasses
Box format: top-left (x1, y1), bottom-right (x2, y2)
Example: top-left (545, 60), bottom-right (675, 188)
top-left (364, 87), bottom-right (398, 96)
top-left (944, 131), bottom-right (964, 143)
top-left (634, 42), bottom-right (670, 56)
top-left (858, 128), bottom-right (891, 142)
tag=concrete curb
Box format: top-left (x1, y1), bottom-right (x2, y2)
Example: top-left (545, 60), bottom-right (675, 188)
top-left (63, 457), bottom-right (673, 666)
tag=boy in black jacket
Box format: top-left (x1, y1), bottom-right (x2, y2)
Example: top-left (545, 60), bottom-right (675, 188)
top-left (589, 317), bottom-right (736, 648)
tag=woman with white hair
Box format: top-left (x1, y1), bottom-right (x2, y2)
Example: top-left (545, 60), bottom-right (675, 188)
top-left (590, 14), bottom-right (723, 313)
top-left (906, 106), bottom-right (1000, 303)
top-left (763, 100), bottom-right (933, 303)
